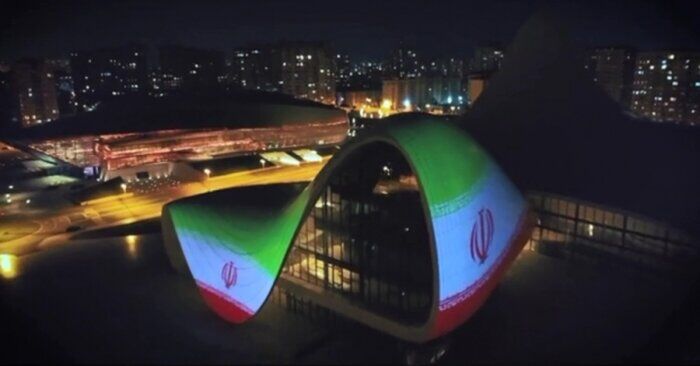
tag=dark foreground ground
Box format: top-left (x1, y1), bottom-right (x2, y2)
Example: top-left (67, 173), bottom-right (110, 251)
top-left (1, 226), bottom-right (699, 364)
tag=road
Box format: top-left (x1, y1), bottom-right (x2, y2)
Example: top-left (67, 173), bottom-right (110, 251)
top-left (0, 160), bottom-right (327, 256)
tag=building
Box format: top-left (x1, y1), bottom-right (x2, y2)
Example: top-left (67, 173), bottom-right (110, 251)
top-left (386, 44), bottom-right (421, 79)
top-left (382, 76), bottom-right (464, 113)
top-left (3, 90), bottom-right (348, 180)
top-left (335, 53), bottom-right (351, 89)
top-left (336, 89), bottom-right (382, 109)
top-left (161, 115), bottom-right (532, 343)
top-left (230, 45), bottom-right (279, 92)
top-left (467, 71), bottom-right (495, 105)
top-left (46, 58), bottom-right (76, 117)
top-left (9, 59), bottom-right (60, 127)
top-left (630, 51), bottom-right (700, 125)
top-left (344, 61), bottom-right (383, 90)
top-left (586, 47), bottom-right (636, 105)
top-left (277, 42), bottom-right (336, 104)
top-left (159, 45), bottom-right (226, 91)
top-left (0, 69), bottom-right (13, 129)
top-left (468, 46), bottom-right (504, 73)
top-left (70, 43), bottom-right (148, 112)
top-left (158, 12), bottom-right (699, 361)
top-left (424, 57), bottom-right (464, 79)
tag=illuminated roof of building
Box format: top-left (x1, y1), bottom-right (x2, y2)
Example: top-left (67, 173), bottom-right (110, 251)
top-left (7, 89), bottom-right (347, 141)
top-left (460, 10), bottom-right (700, 235)
top-left (162, 116), bottom-right (532, 343)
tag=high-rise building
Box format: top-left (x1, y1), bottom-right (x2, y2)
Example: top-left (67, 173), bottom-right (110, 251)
top-left (230, 45), bottom-right (279, 92)
top-left (424, 57), bottom-right (464, 79)
top-left (70, 43), bottom-right (148, 112)
top-left (387, 44), bottom-right (421, 79)
top-left (630, 51), bottom-right (700, 125)
top-left (335, 53), bottom-right (351, 89)
top-left (468, 46), bottom-right (504, 73)
top-left (159, 45), bottom-right (226, 90)
top-left (589, 47), bottom-right (635, 105)
top-left (46, 58), bottom-right (76, 117)
top-left (10, 59), bottom-right (60, 127)
top-left (278, 42), bottom-right (336, 104)
top-left (344, 61), bottom-right (383, 90)
top-left (0, 69), bottom-right (13, 129)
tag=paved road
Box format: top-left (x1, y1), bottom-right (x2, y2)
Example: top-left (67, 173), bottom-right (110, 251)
top-left (0, 160), bottom-right (326, 256)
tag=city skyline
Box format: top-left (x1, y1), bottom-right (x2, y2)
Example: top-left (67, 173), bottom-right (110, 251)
top-left (2, 0), bottom-right (699, 63)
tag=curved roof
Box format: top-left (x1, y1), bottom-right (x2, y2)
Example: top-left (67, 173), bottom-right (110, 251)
top-left (8, 89), bottom-right (347, 140)
top-left (161, 117), bottom-right (532, 343)
top-left (460, 9), bottom-right (700, 234)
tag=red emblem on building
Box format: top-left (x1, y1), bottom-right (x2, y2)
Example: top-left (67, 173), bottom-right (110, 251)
top-left (470, 208), bottom-right (494, 264)
top-left (221, 261), bottom-right (238, 289)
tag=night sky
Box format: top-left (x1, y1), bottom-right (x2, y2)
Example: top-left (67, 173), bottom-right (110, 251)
top-left (1, 0), bottom-right (698, 63)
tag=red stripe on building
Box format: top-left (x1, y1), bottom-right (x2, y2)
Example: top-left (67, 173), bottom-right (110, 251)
top-left (196, 281), bottom-right (255, 324)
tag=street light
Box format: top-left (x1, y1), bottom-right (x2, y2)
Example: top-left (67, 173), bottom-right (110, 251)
top-left (260, 159), bottom-right (266, 168)
top-left (204, 168), bottom-right (211, 178)
top-left (120, 183), bottom-right (127, 194)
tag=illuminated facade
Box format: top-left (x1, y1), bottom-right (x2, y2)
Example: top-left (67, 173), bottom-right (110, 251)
top-left (161, 115), bottom-right (533, 342)
top-left (24, 120), bottom-right (347, 175)
top-left (5, 91), bottom-right (349, 178)
top-left (10, 59), bottom-right (60, 127)
top-left (630, 51), bottom-right (700, 125)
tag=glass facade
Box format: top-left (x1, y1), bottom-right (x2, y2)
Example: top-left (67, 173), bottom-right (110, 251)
top-left (281, 143), bottom-right (433, 324)
top-left (526, 192), bottom-right (699, 277)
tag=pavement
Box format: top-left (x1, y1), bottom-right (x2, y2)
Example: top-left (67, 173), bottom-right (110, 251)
top-left (0, 160), bottom-right (327, 256)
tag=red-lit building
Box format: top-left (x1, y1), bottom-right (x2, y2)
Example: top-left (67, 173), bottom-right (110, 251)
top-left (3, 90), bottom-right (348, 180)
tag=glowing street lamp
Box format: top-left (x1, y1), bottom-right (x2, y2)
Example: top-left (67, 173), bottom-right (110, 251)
top-left (204, 168), bottom-right (211, 178)
top-left (260, 159), bottom-right (267, 168)
top-left (120, 183), bottom-right (127, 194)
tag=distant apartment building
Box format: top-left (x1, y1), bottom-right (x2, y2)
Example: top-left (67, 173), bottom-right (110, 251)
top-left (424, 57), bottom-right (464, 79)
top-left (159, 45), bottom-right (226, 90)
top-left (0, 69), bottom-right (14, 128)
top-left (345, 61), bottom-right (383, 90)
top-left (230, 45), bottom-right (279, 92)
top-left (278, 42), bottom-right (336, 104)
top-left (630, 51), bottom-right (700, 125)
top-left (468, 46), bottom-right (504, 73)
top-left (335, 53), bottom-right (351, 89)
top-left (337, 88), bottom-right (382, 109)
top-left (10, 59), bottom-right (60, 127)
top-left (228, 42), bottom-right (336, 104)
top-left (70, 43), bottom-right (148, 112)
top-left (46, 58), bottom-right (76, 117)
top-left (382, 76), bottom-right (463, 112)
top-left (587, 47), bottom-right (636, 105)
top-left (386, 44), bottom-right (421, 79)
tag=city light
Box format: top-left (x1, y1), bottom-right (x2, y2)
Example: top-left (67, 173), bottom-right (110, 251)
top-left (120, 183), bottom-right (128, 194)
top-left (381, 99), bottom-right (392, 109)
top-left (0, 254), bottom-right (18, 279)
top-left (403, 98), bottom-right (411, 109)
top-left (204, 168), bottom-right (211, 178)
